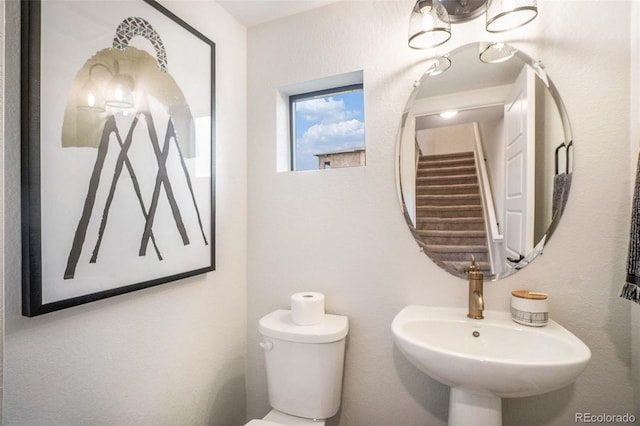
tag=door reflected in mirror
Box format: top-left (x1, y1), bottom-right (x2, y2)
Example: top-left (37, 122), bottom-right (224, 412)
top-left (397, 42), bottom-right (573, 280)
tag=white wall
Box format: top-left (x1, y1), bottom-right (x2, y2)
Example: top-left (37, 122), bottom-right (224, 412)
top-left (3, 1), bottom-right (247, 424)
top-left (418, 123), bottom-right (476, 155)
top-left (246, 1), bottom-right (635, 424)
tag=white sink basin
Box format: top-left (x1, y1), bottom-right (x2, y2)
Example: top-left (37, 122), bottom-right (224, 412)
top-left (391, 305), bottom-right (590, 425)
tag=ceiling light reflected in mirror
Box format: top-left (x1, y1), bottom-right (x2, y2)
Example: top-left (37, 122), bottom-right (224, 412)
top-left (439, 110), bottom-right (459, 119)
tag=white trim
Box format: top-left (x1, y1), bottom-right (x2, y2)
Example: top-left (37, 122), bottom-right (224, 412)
top-left (278, 70), bottom-right (363, 96)
top-left (473, 123), bottom-right (503, 275)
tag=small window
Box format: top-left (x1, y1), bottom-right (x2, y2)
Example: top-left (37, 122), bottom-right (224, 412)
top-left (289, 84), bottom-right (365, 171)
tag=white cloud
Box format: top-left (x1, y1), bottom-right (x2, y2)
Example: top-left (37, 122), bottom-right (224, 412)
top-left (296, 97), bottom-right (359, 124)
top-left (300, 119), bottom-right (365, 148)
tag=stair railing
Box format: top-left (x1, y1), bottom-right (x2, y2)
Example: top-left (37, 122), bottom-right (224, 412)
top-left (473, 123), bottom-right (503, 275)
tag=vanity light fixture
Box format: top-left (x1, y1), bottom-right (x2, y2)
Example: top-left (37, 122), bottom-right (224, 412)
top-left (408, 0), bottom-right (451, 49)
top-left (486, 0), bottom-right (538, 33)
top-left (408, 0), bottom-right (538, 49)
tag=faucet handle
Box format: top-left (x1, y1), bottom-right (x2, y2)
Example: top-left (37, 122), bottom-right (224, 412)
top-left (467, 256), bottom-right (480, 273)
top-left (467, 256), bottom-right (483, 280)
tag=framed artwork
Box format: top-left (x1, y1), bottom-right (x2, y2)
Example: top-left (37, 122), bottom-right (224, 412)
top-left (21, 0), bottom-right (215, 316)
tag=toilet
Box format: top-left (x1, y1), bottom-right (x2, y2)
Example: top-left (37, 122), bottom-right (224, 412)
top-left (246, 309), bottom-right (349, 425)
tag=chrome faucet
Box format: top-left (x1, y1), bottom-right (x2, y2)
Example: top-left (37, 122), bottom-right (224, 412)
top-left (467, 256), bottom-right (484, 319)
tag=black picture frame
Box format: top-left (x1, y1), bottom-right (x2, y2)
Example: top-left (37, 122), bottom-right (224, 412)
top-left (21, 0), bottom-right (216, 317)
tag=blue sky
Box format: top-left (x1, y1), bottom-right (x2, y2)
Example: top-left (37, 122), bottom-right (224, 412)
top-left (293, 90), bottom-right (365, 171)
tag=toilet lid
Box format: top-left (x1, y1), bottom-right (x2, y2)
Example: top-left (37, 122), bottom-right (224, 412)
top-left (259, 310), bottom-right (348, 343)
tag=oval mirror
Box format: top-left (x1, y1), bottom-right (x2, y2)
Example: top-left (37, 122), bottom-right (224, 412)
top-left (397, 42), bottom-right (573, 280)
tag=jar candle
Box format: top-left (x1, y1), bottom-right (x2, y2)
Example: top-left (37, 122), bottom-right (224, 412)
top-left (511, 290), bottom-right (549, 327)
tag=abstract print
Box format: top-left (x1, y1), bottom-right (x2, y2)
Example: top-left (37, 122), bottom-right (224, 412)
top-left (61, 17), bottom-right (207, 280)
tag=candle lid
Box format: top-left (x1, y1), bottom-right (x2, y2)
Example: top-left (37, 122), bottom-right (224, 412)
top-left (512, 290), bottom-right (548, 300)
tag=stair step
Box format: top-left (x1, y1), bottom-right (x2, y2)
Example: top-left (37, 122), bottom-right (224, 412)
top-left (420, 152), bottom-right (474, 161)
top-left (424, 246), bottom-right (489, 263)
top-left (419, 229), bottom-right (486, 237)
top-left (421, 235), bottom-right (487, 246)
top-left (416, 183), bottom-right (480, 196)
top-left (417, 205), bottom-right (483, 218)
top-left (417, 217), bottom-right (485, 231)
top-left (417, 174), bottom-right (478, 186)
top-left (425, 244), bottom-right (489, 253)
top-left (416, 194), bottom-right (481, 206)
top-left (419, 157), bottom-right (476, 169)
top-left (417, 165), bottom-right (477, 177)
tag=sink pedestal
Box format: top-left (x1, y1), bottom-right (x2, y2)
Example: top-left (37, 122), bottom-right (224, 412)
top-left (449, 388), bottom-right (501, 426)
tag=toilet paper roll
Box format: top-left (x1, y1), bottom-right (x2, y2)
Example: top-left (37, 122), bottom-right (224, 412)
top-left (290, 292), bottom-right (325, 325)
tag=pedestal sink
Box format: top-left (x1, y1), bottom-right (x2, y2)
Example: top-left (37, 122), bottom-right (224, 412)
top-left (391, 305), bottom-right (591, 426)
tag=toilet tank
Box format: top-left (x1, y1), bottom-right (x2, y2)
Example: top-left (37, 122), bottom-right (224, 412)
top-left (259, 310), bottom-right (349, 420)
